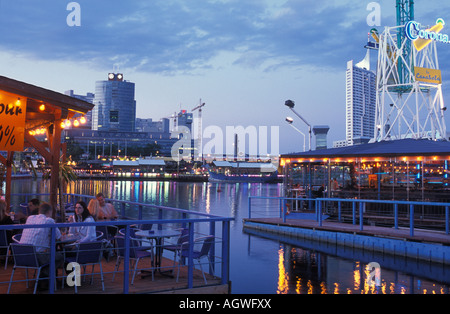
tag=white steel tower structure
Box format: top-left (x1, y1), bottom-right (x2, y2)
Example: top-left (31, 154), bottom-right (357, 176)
top-left (373, 20), bottom-right (447, 142)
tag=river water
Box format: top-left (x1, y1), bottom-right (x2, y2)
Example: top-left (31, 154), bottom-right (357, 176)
top-left (11, 179), bottom-right (450, 294)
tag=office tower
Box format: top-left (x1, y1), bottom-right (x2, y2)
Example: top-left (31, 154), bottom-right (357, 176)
top-left (65, 90), bottom-right (94, 128)
top-left (346, 50), bottom-right (376, 146)
top-left (92, 73), bottom-right (136, 132)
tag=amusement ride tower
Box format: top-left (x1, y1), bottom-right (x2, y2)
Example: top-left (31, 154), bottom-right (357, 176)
top-left (373, 0), bottom-right (447, 141)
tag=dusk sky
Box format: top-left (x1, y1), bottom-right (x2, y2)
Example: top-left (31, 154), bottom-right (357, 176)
top-left (0, 0), bottom-right (449, 154)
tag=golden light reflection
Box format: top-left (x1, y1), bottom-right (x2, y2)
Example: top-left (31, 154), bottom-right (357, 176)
top-left (277, 247), bottom-right (289, 294)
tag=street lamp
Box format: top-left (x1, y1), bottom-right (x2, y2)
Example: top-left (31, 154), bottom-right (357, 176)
top-left (285, 117), bottom-right (306, 152)
top-left (284, 100), bottom-right (312, 151)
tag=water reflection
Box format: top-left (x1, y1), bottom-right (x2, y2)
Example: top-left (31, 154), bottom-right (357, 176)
top-left (274, 243), bottom-right (450, 294)
top-left (10, 179), bottom-right (450, 294)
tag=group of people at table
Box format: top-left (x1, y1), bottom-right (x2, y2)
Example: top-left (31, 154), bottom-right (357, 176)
top-left (0, 193), bottom-right (119, 290)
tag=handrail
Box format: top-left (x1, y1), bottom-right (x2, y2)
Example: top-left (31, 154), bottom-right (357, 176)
top-left (1, 193), bottom-right (233, 294)
top-left (248, 195), bottom-right (450, 236)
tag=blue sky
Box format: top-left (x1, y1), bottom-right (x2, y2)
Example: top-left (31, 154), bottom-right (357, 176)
top-left (0, 0), bottom-right (449, 154)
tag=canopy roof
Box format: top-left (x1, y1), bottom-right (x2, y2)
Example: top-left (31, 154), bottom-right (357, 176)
top-left (0, 75), bottom-right (94, 215)
top-left (281, 139), bottom-right (450, 159)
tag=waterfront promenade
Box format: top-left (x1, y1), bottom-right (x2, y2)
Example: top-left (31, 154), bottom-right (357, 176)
top-left (246, 196), bottom-right (450, 266)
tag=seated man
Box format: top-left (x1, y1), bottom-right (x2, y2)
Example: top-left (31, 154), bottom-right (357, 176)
top-left (20, 202), bottom-right (63, 289)
top-left (96, 193), bottom-right (119, 220)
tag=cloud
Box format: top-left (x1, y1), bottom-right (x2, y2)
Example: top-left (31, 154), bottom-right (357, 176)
top-left (0, 0), bottom-right (379, 75)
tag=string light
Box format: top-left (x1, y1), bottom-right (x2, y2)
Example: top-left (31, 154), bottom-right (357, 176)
top-left (30, 115), bottom-right (87, 136)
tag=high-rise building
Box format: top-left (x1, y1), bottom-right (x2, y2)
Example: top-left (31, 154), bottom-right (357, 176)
top-left (92, 73), bottom-right (136, 132)
top-left (346, 50), bottom-right (376, 146)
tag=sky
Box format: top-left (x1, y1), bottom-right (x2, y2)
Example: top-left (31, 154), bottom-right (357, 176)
top-left (0, 0), bottom-right (449, 154)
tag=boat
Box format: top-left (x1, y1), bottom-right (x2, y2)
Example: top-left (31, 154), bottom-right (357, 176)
top-left (208, 170), bottom-right (279, 183)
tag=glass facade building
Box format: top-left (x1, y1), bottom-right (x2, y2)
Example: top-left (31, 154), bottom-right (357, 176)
top-left (92, 73), bottom-right (136, 132)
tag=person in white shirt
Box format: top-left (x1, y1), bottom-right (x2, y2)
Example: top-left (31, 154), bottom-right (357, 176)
top-left (19, 202), bottom-right (63, 288)
top-left (69, 201), bottom-right (97, 243)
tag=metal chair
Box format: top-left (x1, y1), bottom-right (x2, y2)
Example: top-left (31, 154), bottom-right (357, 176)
top-left (65, 241), bottom-right (105, 293)
top-left (12, 234), bottom-right (22, 243)
top-left (113, 236), bottom-right (154, 284)
top-left (7, 243), bottom-right (54, 294)
top-left (176, 236), bottom-right (215, 284)
top-left (162, 228), bottom-right (189, 270)
top-left (0, 229), bottom-right (11, 269)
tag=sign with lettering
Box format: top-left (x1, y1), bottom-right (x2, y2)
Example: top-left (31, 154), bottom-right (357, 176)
top-left (414, 67), bottom-right (442, 84)
top-left (0, 91), bottom-right (27, 151)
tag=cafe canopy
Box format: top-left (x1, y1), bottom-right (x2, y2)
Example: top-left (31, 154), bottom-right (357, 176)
top-left (0, 75), bottom-right (93, 212)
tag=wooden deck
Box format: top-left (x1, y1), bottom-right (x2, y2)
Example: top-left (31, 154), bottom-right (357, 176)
top-left (244, 217), bottom-right (450, 245)
top-left (0, 255), bottom-right (227, 294)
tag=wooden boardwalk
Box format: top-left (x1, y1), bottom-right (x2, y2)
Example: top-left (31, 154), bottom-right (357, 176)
top-left (0, 255), bottom-right (227, 294)
top-left (244, 217), bottom-right (450, 245)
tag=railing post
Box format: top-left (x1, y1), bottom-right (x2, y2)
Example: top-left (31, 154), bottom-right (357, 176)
top-left (410, 204), bottom-right (414, 237)
top-left (446, 206), bottom-right (449, 235)
top-left (49, 227), bottom-right (56, 294)
top-left (359, 202), bottom-right (364, 231)
top-left (209, 222), bottom-right (216, 276)
top-left (338, 201), bottom-right (342, 222)
top-left (187, 223), bottom-right (194, 288)
top-left (123, 225), bottom-right (130, 294)
top-left (318, 200), bottom-right (322, 227)
top-left (394, 203), bottom-right (399, 230)
top-left (352, 201), bottom-right (356, 225)
top-left (221, 220), bottom-right (230, 285)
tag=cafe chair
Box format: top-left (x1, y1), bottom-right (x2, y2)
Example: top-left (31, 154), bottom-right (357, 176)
top-left (113, 236), bottom-right (154, 284)
top-left (162, 228), bottom-right (189, 271)
top-left (65, 241), bottom-right (105, 293)
top-left (176, 236), bottom-right (215, 284)
top-left (119, 228), bottom-right (153, 252)
top-left (0, 229), bottom-right (10, 269)
top-left (12, 234), bottom-right (21, 243)
top-left (7, 243), bottom-right (55, 294)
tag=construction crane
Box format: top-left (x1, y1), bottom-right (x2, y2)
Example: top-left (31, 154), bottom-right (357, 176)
top-left (192, 100), bottom-right (205, 161)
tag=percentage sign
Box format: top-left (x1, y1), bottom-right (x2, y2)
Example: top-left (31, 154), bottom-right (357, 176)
top-left (4, 126), bottom-right (15, 147)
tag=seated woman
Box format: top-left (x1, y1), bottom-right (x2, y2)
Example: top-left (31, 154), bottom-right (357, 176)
top-left (69, 201), bottom-right (97, 243)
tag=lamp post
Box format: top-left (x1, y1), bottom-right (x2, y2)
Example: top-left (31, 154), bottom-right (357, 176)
top-left (285, 100), bottom-right (312, 151)
top-left (286, 117), bottom-right (306, 152)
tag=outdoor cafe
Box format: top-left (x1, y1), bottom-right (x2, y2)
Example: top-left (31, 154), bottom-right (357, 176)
top-left (0, 76), bottom-right (232, 294)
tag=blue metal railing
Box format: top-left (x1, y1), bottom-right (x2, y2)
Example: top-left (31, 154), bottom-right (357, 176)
top-left (1, 193), bottom-right (233, 294)
top-left (248, 196), bottom-right (450, 236)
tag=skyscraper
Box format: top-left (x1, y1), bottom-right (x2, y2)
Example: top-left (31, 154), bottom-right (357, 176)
top-left (92, 73), bottom-right (136, 132)
top-left (346, 51), bottom-right (376, 146)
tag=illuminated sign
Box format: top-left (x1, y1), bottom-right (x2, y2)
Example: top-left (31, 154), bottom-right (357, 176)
top-left (0, 91), bottom-right (27, 151)
top-left (405, 18), bottom-right (449, 51)
top-left (414, 67), bottom-right (442, 84)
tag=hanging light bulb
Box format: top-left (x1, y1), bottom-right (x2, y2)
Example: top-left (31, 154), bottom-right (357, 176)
top-left (80, 116), bottom-right (86, 124)
top-left (39, 104), bottom-right (46, 111)
top-left (65, 120), bottom-right (71, 127)
top-left (61, 121), bottom-right (66, 129)
top-left (73, 120), bottom-right (80, 127)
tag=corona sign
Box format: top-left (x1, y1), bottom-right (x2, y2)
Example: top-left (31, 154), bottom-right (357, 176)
top-left (405, 18), bottom-right (449, 51)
